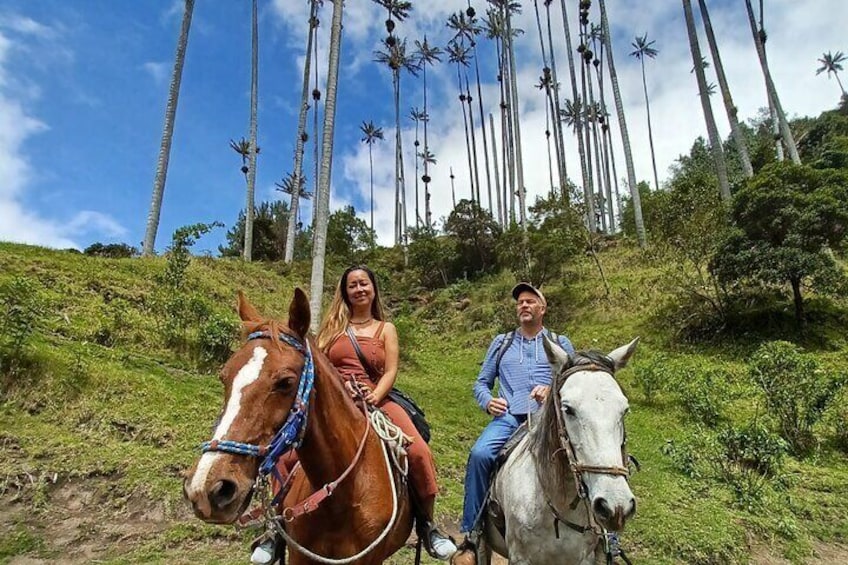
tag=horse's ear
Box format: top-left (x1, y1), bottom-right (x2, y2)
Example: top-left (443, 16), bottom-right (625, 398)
top-left (542, 334), bottom-right (570, 373)
top-left (288, 288), bottom-right (311, 339)
top-left (237, 290), bottom-right (262, 322)
top-left (608, 337), bottom-right (639, 371)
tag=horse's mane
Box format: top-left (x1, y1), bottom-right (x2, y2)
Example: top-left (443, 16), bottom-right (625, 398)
top-left (528, 349), bottom-right (618, 502)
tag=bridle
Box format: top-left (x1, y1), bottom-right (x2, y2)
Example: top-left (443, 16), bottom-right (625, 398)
top-left (546, 355), bottom-right (634, 564)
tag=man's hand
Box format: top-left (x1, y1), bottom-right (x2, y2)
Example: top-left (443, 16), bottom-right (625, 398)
top-left (530, 385), bottom-right (551, 404)
top-left (486, 398), bottom-right (509, 416)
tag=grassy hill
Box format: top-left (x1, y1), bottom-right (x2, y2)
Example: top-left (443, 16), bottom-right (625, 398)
top-left (1, 241), bottom-right (846, 564)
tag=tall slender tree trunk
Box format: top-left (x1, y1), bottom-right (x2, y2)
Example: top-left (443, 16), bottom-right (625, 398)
top-left (465, 72), bottom-right (482, 206)
top-left (393, 70), bottom-right (403, 245)
top-left (639, 58), bottom-right (661, 191)
top-left (472, 43), bottom-right (493, 215)
top-left (545, 1), bottom-right (568, 196)
top-left (369, 143), bottom-right (375, 233)
top-left (578, 23), bottom-right (598, 232)
top-left (489, 113), bottom-right (503, 226)
top-left (497, 31), bottom-right (515, 225)
top-left (595, 45), bottom-right (616, 230)
top-left (599, 0), bottom-right (645, 247)
top-left (456, 62), bottom-right (475, 205)
top-left (285, 3), bottom-right (319, 263)
top-left (744, 0), bottom-right (800, 164)
top-left (422, 63), bottom-right (432, 228)
top-left (413, 118), bottom-right (420, 228)
top-left (698, 0), bottom-right (753, 178)
top-left (560, 0), bottom-right (592, 229)
top-left (311, 37), bottom-right (321, 232)
top-left (505, 10), bottom-right (526, 227)
top-left (683, 0), bottom-right (731, 202)
top-left (533, 0), bottom-right (564, 198)
top-left (243, 0), bottom-right (259, 262)
top-left (142, 0), bottom-right (194, 256)
top-left (309, 0), bottom-right (343, 332)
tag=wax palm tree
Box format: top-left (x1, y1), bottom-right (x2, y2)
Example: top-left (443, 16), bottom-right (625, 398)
top-left (275, 172), bottom-right (311, 257)
top-left (374, 36), bottom-right (421, 245)
top-left (591, 29), bottom-right (615, 230)
top-left (242, 0), bottom-right (259, 262)
top-left (409, 107), bottom-right (427, 227)
top-left (698, 0), bottom-right (753, 178)
top-left (143, 0), bottom-right (194, 256)
top-left (360, 121), bottom-right (384, 233)
top-left (447, 12), bottom-right (483, 206)
top-left (558, 0), bottom-right (591, 225)
top-left (413, 37), bottom-right (442, 228)
top-left (446, 40), bottom-right (476, 204)
top-left (744, 0), bottom-right (800, 164)
top-left (484, 6), bottom-right (512, 225)
top-left (533, 0), bottom-right (565, 198)
top-left (630, 33), bottom-right (661, 191)
top-left (683, 0), bottom-right (730, 202)
top-left (817, 51), bottom-right (847, 98)
top-left (598, 0), bottom-right (645, 247)
top-left (309, 0), bottom-right (344, 331)
top-left (419, 148), bottom-right (437, 227)
top-left (543, 0), bottom-right (567, 196)
top-left (285, 0), bottom-right (321, 263)
top-left (576, 13), bottom-right (597, 232)
top-left (503, 1), bottom-right (526, 227)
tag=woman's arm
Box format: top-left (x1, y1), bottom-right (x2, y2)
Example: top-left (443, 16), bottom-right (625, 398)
top-left (365, 322), bottom-right (399, 405)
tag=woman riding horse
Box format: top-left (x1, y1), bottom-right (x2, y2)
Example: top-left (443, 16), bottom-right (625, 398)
top-left (185, 288), bottom-right (418, 564)
top-left (316, 266), bottom-right (456, 560)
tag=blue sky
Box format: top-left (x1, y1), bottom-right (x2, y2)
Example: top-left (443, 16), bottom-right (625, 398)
top-left (1, 0), bottom-right (845, 253)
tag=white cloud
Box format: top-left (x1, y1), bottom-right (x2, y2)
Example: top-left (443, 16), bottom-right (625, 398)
top-left (0, 19), bottom-right (125, 249)
top-left (142, 61), bottom-right (169, 86)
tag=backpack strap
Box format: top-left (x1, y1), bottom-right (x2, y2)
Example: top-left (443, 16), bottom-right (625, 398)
top-left (494, 331), bottom-right (515, 376)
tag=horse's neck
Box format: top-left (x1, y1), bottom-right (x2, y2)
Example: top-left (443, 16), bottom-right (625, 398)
top-left (296, 347), bottom-right (370, 485)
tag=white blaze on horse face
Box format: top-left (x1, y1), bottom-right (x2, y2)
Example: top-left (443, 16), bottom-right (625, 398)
top-left (561, 371), bottom-right (634, 510)
top-left (188, 346), bottom-right (268, 495)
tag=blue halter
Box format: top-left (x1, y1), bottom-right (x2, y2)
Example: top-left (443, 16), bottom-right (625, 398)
top-left (200, 330), bottom-right (315, 479)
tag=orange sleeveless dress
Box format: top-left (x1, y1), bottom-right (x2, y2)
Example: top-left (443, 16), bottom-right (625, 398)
top-left (327, 323), bottom-right (439, 500)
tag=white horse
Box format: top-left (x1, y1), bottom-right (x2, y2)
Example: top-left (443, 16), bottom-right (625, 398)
top-left (455, 337), bottom-right (639, 565)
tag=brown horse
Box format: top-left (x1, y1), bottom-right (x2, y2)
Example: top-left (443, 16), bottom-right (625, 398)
top-left (184, 289), bottom-right (413, 564)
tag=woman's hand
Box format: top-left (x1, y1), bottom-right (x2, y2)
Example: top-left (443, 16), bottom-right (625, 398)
top-left (365, 388), bottom-right (387, 405)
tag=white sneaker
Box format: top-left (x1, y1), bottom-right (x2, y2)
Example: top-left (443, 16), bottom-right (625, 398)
top-left (429, 530), bottom-right (458, 561)
top-left (250, 539), bottom-right (276, 565)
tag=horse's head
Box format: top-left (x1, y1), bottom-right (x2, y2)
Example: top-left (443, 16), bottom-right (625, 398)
top-left (183, 289), bottom-right (311, 524)
top-left (541, 337), bottom-right (639, 532)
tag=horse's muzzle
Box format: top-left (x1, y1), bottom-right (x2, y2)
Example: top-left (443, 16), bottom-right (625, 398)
top-left (592, 495), bottom-right (636, 531)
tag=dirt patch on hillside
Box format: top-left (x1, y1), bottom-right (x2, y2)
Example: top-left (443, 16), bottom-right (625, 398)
top-left (1, 477), bottom-right (180, 563)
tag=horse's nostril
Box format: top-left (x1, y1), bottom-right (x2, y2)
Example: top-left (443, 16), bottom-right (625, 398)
top-left (209, 479), bottom-right (238, 510)
top-left (626, 497), bottom-right (637, 518)
top-left (593, 497), bottom-right (613, 521)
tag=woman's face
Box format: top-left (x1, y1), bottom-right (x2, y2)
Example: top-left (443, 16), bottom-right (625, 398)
top-left (344, 269), bottom-right (375, 310)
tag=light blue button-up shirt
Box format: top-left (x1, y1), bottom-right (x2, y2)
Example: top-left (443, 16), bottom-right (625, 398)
top-left (474, 328), bottom-right (575, 416)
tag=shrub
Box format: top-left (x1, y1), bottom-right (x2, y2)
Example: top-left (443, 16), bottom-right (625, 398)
top-left (750, 341), bottom-right (846, 455)
top-left (676, 368), bottom-right (731, 428)
top-left (83, 242), bottom-right (138, 258)
top-left (198, 313), bottom-right (240, 370)
top-left (0, 276), bottom-right (47, 377)
top-left (714, 422), bottom-right (788, 509)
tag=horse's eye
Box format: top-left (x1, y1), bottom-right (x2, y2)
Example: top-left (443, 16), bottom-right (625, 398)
top-left (274, 376), bottom-right (296, 393)
top-left (563, 404), bottom-right (575, 416)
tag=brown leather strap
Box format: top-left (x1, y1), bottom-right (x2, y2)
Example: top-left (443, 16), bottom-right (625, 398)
top-left (374, 321), bottom-right (386, 339)
top-left (281, 398), bottom-right (372, 521)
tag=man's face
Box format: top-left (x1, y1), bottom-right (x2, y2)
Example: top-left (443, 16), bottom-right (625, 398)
top-left (515, 291), bottom-right (546, 325)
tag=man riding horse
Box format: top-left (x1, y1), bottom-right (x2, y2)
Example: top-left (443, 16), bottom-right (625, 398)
top-left (454, 283), bottom-right (575, 560)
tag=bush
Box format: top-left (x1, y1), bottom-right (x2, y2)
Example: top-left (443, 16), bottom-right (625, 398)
top-left (0, 276), bottom-right (48, 378)
top-left (750, 341), bottom-right (845, 455)
top-left (198, 313), bottom-right (240, 371)
top-left (83, 242), bottom-right (138, 259)
top-left (714, 422), bottom-right (788, 509)
top-left (676, 368), bottom-right (731, 428)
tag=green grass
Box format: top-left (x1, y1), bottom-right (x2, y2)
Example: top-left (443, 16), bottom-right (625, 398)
top-left (1, 241), bottom-right (847, 563)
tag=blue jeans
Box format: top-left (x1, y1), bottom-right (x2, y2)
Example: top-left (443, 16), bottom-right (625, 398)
top-left (460, 413), bottom-right (524, 533)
